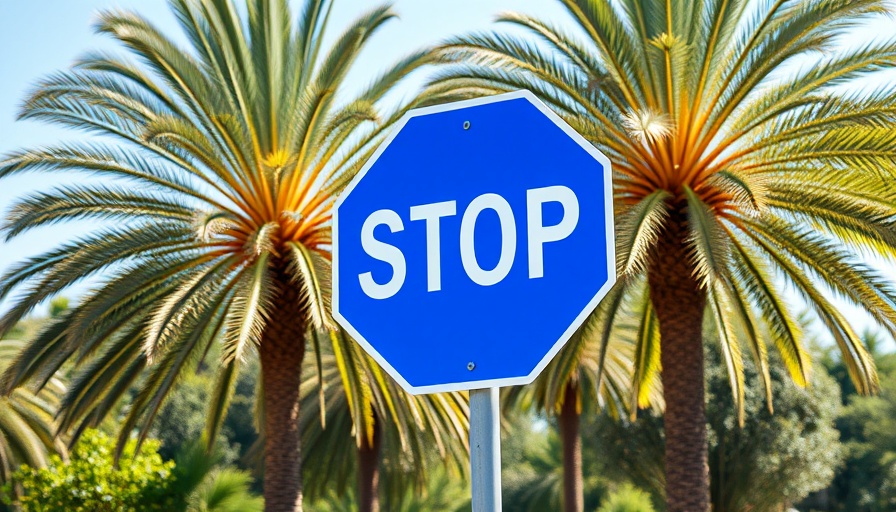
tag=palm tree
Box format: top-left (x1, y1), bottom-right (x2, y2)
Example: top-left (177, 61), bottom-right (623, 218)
top-left (173, 441), bottom-right (264, 512)
top-left (189, 469), bottom-right (264, 512)
top-left (0, 1), bottom-right (429, 510)
top-left (0, 339), bottom-right (67, 503)
top-left (505, 295), bottom-right (662, 512)
top-left (427, 0), bottom-right (896, 510)
top-left (300, 330), bottom-right (469, 512)
top-left (313, 464), bottom-right (470, 512)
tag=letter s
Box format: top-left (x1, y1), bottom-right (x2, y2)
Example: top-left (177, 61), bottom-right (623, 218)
top-left (358, 209), bottom-right (406, 299)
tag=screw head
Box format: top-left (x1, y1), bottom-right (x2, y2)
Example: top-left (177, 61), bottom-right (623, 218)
top-left (467, 361), bottom-right (476, 371)
top-left (463, 120), bottom-right (471, 130)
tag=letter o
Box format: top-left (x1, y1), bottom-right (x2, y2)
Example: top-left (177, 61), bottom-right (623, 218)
top-left (459, 193), bottom-right (516, 286)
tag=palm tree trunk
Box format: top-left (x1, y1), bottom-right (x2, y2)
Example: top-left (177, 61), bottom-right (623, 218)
top-left (559, 382), bottom-right (583, 512)
top-left (648, 209), bottom-right (709, 512)
top-left (358, 414), bottom-right (381, 512)
top-left (260, 271), bottom-right (306, 512)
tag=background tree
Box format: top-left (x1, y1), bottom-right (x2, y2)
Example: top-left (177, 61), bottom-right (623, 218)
top-left (0, 1), bottom-right (428, 510)
top-left (148, 357), bottom-right (262, 485)
top-left (501, 410), bottom-right (611, 511)
top-left (151, 371), bottom-right (245, 464)
top-left (428, 0), bottom-right (896, 509)
top-left (589, 411), bottom-right (666, 506)
top-left (504, 295), bottom-right (662, 512)
top-left (301, 331), bottom-right (468, 512)
top-left (705, 348), bottom-right (842, 511)
top-left (819, 337), bottom-right (896, 511)
top-left (591, 347), bottom-right (844, 511)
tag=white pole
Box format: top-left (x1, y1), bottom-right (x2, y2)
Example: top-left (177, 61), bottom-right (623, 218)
top-left (470, 387), bottom-right (502, 511)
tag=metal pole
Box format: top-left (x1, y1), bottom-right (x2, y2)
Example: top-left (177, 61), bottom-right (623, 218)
top-left (470, 387), bottom-right (502, 511)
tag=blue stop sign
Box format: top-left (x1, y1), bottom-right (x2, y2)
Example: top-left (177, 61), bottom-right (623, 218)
top-left (333, 91), bottom-right (616, 394)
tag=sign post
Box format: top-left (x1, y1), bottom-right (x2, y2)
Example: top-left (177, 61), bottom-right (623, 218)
top-left (333, 90), bottom-right (615, 510)
top-left (470, 388), bottom-right (501, 511)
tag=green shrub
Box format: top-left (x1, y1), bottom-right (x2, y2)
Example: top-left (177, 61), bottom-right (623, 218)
top-left (597, 484), bottom-right (656, 512)
top-left (3, 429), bottom-right (178, 512)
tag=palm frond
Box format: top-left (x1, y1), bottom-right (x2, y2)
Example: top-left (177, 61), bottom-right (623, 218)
top-left (616, 190), bottom-right (670, 275)
top-left (683, 185), bottom-right (729, 289)
top-left (0, 339), bottom-right (68, 487)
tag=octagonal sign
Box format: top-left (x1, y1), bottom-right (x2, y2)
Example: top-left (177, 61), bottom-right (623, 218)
top-left (333, 90), bottom-right (615, 394)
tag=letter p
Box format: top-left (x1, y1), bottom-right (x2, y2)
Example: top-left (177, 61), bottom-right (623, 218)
top-left (527, 186), bottom-right (579, 279)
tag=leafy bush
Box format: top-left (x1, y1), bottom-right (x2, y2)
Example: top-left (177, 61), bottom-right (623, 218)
top-left (597, 484), bottom-right (656, 512)
top-left (3, 429), bottom-right (178, 512)
top-left (3, 429), bottom-right (264, 512)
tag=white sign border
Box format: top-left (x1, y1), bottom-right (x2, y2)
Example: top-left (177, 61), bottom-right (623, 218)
top-left (332, 89), bottom-right (616, 395)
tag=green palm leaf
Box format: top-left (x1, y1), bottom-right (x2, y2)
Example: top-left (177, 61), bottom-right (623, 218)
top-left (0, 1), bottom-right (433, 509)
top-left (429, 0), bottom-right (894, 508)
top-left (0, 340), bottom-right (67, 495)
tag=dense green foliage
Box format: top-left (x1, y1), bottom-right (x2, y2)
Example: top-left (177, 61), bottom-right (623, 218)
top-left (819, 347), bottom-right (896, 511)
top-left (585, 348), bottom-right (843, 511)
top-left (3, 429), bottom-right (263, 512)
top-left (597, 484), bottom-right (656, 512)
top-left (153, 373), bottom-right (237, 463)
top-left (171, 442), bottom-right (263, 512)
top-left (186, 467), bottom-right (263, 512)
top-left (705, 349), bottom-right (842, 511)
top-left (4, 430), bottom-right (177, 512)
top-left (152, 366), bottom-right (259, 466)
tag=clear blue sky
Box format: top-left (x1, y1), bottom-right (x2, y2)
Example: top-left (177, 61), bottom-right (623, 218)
top-left (0, 1), bottom-right (893, 350)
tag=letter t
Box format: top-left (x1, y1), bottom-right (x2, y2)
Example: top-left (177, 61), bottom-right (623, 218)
top-left (409, 200), bottom-right (457, 292)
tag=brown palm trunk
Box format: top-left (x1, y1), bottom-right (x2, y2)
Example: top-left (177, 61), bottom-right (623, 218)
top-left (648, 208), bottom-right (709, 512)
top-left (358, 414), bottom-right (381, 512)
top-left (559, 382), bottom-right (583, 512)
top-left (260, 270), bottom-right (306, 512)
